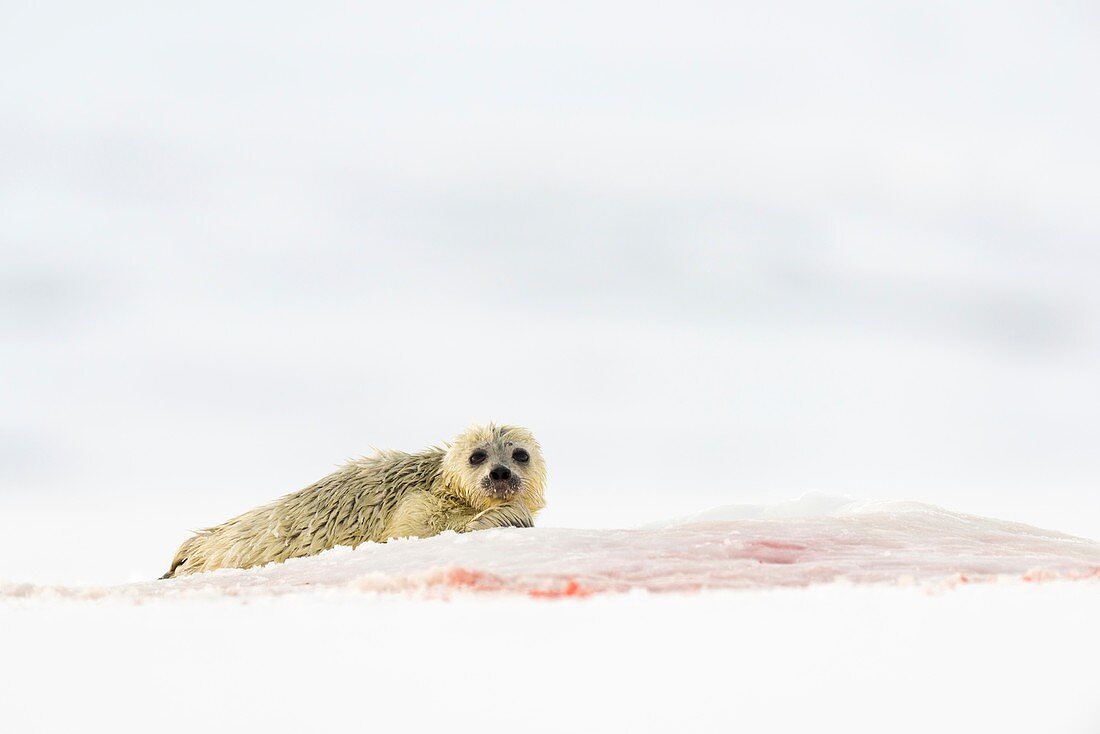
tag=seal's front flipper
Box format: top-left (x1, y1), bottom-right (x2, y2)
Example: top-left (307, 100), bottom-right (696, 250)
top-left (465, 504), bottom-right (534, 532)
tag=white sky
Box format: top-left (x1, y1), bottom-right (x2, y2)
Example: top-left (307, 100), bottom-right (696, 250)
top-left (2, 1), bottom-right (1099, 583)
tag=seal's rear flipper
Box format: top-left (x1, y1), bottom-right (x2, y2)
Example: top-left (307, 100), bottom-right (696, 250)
top-left (160, 555), bottom-right (186, 580)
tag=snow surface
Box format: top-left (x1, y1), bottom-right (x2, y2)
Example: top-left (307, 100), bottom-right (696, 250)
top-left (2, 497), bottom-right (1098, 733)
top-left (5, 495), bottom-right (1098, 600)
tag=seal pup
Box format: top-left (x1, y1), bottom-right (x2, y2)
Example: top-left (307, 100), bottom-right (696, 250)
top-left (162, 423), bottom-right (546, 577)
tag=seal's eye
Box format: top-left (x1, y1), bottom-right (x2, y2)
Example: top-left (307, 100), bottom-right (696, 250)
top-left (469, 450), bottom-right (488, 466)
top-left (512, 448), bottom-right (530, 463)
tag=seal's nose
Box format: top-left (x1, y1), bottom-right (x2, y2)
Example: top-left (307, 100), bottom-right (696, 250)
top-left (489, 465), bottom-right (512, 482)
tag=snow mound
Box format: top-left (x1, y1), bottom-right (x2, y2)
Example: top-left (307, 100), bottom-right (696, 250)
top-left (5, 497), bottom-right (1099, 601)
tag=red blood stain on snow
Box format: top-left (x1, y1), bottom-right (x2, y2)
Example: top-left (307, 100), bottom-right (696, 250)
top-left (438, 567), bottom-right (507, 592)
top-left (527, 579), bottom-right (592, 599)
top-left (433, 569), bottom-right (593, 598)
top-left (740, 539), bottom-right (809, 564)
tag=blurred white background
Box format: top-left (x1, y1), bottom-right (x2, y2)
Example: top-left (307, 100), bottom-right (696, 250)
top-left (2, 1), bottom-right (1098, 584)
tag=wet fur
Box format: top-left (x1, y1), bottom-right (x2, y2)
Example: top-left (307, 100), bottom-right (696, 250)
top-left (162, 424), bottom-right (546, 578)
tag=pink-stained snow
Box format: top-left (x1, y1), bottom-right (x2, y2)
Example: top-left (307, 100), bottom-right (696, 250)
top-left (5, 496), bottom-right (1098, 600)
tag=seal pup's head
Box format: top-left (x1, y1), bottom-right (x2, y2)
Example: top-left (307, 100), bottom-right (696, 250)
top-left (441, 423), bottom-right (547, 514)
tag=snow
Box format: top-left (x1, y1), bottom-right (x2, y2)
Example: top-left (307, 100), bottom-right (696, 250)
top-left (2, 497), bottom-right (1098, 733)
top-left (5, 495), bottom-right (1097, 600)
top-left (3, 586), bottom-right (1099, 733)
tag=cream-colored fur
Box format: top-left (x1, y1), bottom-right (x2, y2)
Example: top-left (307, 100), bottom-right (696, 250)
top-left (162, 424), bottom-right (546, 578)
